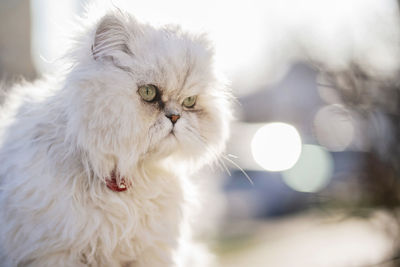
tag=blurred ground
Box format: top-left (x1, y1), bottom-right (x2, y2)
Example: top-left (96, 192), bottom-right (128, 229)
top-left (217, 211), bottom-right (398, 267)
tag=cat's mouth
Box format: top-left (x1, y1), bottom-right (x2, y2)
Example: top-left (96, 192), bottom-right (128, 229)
top-left (169, 128), bottom-right (181, 141)
top-left (167, 131), bottom-right (178, 142)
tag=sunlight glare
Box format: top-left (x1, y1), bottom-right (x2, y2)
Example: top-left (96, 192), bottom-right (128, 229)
top-left (251, 122), bottom-right (302, 172)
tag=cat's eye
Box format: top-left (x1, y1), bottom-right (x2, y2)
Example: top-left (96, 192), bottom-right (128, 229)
top-left (182, 96), bottom-right (197, 108)
top-left (138, 84), bottom-right (158, 102)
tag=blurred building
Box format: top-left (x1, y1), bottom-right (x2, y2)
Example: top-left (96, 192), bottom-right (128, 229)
top-left (0, 0), bottom-right (36, 81)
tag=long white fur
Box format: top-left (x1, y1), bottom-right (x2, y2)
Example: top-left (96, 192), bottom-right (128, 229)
top-left (0, 8), bottom-right (231, 267)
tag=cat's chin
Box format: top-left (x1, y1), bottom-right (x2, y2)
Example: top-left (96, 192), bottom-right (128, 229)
top-left (146, 132), bottom-right (180, 159)
top-left (146, 124), bottom-right (208, 163)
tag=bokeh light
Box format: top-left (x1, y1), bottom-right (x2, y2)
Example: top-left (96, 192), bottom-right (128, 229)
top-left (282, 144), bottom-right (334, 193)
top-left (251, 122), bottom-right (302, 172)
top-left (314, 104), bottom-right (355, 151)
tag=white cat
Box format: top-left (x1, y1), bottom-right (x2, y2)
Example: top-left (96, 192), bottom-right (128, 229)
top-left (0, 9), bottom-right (231, 267)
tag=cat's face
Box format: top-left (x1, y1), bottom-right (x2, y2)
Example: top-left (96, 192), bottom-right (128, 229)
top-left (67, 12), bottom-right (231, 178)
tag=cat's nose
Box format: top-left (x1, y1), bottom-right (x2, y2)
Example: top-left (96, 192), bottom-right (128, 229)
top-left (166, 114), bottom-right (180, 124)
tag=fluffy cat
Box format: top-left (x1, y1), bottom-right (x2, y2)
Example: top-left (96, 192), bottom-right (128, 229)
top-left (0, 9), bottom-right (231, 267)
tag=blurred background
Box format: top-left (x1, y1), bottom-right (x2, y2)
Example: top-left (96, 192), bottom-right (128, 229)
top-left (2, 0), bottom-right (400, 266)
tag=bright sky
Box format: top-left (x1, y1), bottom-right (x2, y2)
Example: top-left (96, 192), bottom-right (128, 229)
top-left (31, 0), bottom-right (400, 95)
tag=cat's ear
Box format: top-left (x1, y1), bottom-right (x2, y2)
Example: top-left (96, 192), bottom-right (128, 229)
top-left (91, 14), bottom-right (133, 61)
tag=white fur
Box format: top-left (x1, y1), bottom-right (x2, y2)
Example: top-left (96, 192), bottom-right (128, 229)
top-left (0, 9), bottom-right (231, 267)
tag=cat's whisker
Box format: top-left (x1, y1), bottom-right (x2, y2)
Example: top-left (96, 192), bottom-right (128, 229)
top-left (181, 125), bottom-right (226, 173)
top-left (191, 129), bottom-right (253, 185)
top-left (221, 154), bottom-right (254, 185)
top-left (219, 156), bottom-right (231, 177)
top-left (186, 128), bottom-right (235, 178)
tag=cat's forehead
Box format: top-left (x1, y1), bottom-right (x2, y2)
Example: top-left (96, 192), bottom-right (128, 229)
top-left (132, 27), bottom-right (215, 96)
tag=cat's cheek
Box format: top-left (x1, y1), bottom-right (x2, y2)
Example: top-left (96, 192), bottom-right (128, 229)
top-left (146, 117), bottom-right (173, 149)
top-left (195, 112), bottom-right (226, 151)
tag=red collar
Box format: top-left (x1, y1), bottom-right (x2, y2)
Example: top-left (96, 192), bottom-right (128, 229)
top-left (106, 170), bottom-right (130, 192)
